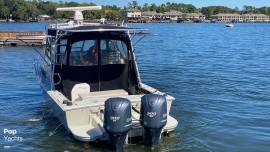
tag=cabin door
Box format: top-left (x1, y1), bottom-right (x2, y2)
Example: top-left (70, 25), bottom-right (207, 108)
top-left (63, 39), bottom-right (129, 93)
top-left (65, 39), bottom-right (100, 92)
top-left (99, 39), bottom-right (129, 91)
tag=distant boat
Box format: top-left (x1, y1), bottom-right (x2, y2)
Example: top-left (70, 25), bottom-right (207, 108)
top-left (225, 23), bottom-right (234, 28)
top-left (29, 18), bottom-right (38, 22)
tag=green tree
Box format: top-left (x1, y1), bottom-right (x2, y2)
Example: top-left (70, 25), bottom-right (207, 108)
top-left (1, 6), bottom-right (10, 19)
top-left (142, 3), bottom-right (149, 11)
top-left (128, 1), bottom-right (139, 9)
top-left (243, 5), bottom-right (254, 13)
top-left (201, 6), bottom-right (239, 18)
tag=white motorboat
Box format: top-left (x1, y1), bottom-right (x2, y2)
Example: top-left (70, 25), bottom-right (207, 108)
top-left (34, 6), bottom-right (178, 150)
top-left (225, 23), bottom-right (234, 28)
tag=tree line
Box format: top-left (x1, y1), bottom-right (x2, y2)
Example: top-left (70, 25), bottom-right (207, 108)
top-left (0, 0), bottom-right (269, 21)
top-left (0, 0), bottom-right (123, 21)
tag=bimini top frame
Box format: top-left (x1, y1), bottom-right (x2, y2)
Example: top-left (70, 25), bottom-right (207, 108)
top-left (47, 25), bottom-right (151, 47)
top-left (48, 25), bottom-right (148, 34)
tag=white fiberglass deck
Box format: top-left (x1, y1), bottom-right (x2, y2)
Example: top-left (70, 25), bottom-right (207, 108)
top-left (47, 83), bottom-right (177, 142)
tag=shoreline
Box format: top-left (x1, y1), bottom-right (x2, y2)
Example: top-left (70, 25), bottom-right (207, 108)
top-left (0, 21), bottom-right (270, 24)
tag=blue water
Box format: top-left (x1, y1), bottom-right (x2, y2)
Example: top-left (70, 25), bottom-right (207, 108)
top-left (1, 23), bottom-right (270, 151)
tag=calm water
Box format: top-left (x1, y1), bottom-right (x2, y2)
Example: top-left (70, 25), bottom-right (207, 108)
top-left (0, 23), bottom-right (270, 152)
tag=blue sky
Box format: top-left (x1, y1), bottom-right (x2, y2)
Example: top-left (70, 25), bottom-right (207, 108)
top-left (54, 0), bottom-right (270, 8)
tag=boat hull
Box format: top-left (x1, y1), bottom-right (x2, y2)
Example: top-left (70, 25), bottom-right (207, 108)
top-left (45, 90), bottom-right (178, 143)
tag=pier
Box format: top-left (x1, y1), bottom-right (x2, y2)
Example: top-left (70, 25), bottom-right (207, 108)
top-left (0, 31), bottom-right (45, 46)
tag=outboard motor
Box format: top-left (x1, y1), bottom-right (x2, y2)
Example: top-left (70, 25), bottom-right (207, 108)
top-left (104, 98), bottom-right (132, 151)
top-left (140, 94), bottom-right (167, 147)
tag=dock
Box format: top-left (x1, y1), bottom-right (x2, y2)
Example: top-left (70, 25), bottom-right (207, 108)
top-left (0, 31), bottom-right (45, 46)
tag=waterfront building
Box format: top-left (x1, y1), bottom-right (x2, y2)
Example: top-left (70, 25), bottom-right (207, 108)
top-left (152, 13), bottom-right (163, 20)
top-left (211, 13), bottom-right (242, 22)
top-left (183, 13), bottom-right (206, 22)
top-left (141, 11), bottom-right (156, 20)
top-left (124, 9), bottom-right (142, 21)
top-left (126, 10), bottom-right (269, 23)
top-left (161, 10), bottom-right (183, 21)
top-left (241, 14), bottom-right (269, 22)
top-left (211, 13), bottom-right (270, 22)
top-left (141, 10), bottom-right (205, 22)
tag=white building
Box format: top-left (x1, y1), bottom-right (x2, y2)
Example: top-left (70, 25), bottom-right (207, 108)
top-left (125, 9), bottom-right (141, 20)
top-left (141, 11), bottom-right (156, 20)
top-left (184, 13), bottom-right (205, 21)
top-left (242, 14), bottom-right (269, 22)
top-left (211, 13), bottom-right (270, 22)
top-left (161, 10), bottom-right (183, 21)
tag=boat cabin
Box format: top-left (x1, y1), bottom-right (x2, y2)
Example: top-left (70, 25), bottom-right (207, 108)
top-left (46, 25), bottom-right (140, 100)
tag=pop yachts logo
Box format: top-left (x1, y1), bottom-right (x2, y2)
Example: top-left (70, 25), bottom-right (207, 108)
top-left (3, 128), bottom-right (23, 142)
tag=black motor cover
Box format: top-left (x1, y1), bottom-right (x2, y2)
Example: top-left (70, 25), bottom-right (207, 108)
top-left (104, 98), bottom-right (132, 150)
top-left (140, 94), bottom-right (167, 128)
top-left (140, 94), bottom-right (167, 147)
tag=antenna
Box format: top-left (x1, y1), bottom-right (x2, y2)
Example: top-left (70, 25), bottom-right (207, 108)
top-left (56, 6), bottom-right (102, 22)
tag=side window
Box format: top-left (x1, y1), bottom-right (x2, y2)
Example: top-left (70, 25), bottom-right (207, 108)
top-left (58, 39), bottom-right (67, 64)
top-left (100, 40), bottom-right (128, 65)
top-left (59, 39), bottom-right (67, 54)
top-left (45, 37), bottom-right (51, 58)
top-left (69, 40), bottom-right (97, 66)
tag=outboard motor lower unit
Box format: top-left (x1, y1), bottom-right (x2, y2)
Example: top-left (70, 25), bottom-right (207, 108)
top-left (140, 94), bottom-right (167, 147)
top-left (104, 98), bottom-right (132, 151)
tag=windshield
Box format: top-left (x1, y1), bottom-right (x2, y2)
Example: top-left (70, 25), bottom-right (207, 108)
top-left (69, 39), bottom-right (128, 66)
top-left (70, 40), bottom-right (98, 66)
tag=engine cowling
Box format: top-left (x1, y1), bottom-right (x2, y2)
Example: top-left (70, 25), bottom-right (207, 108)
top-left (140, 94), bottom-right (167, 147)
top-left (104, 98), bottom-right (132, 150)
